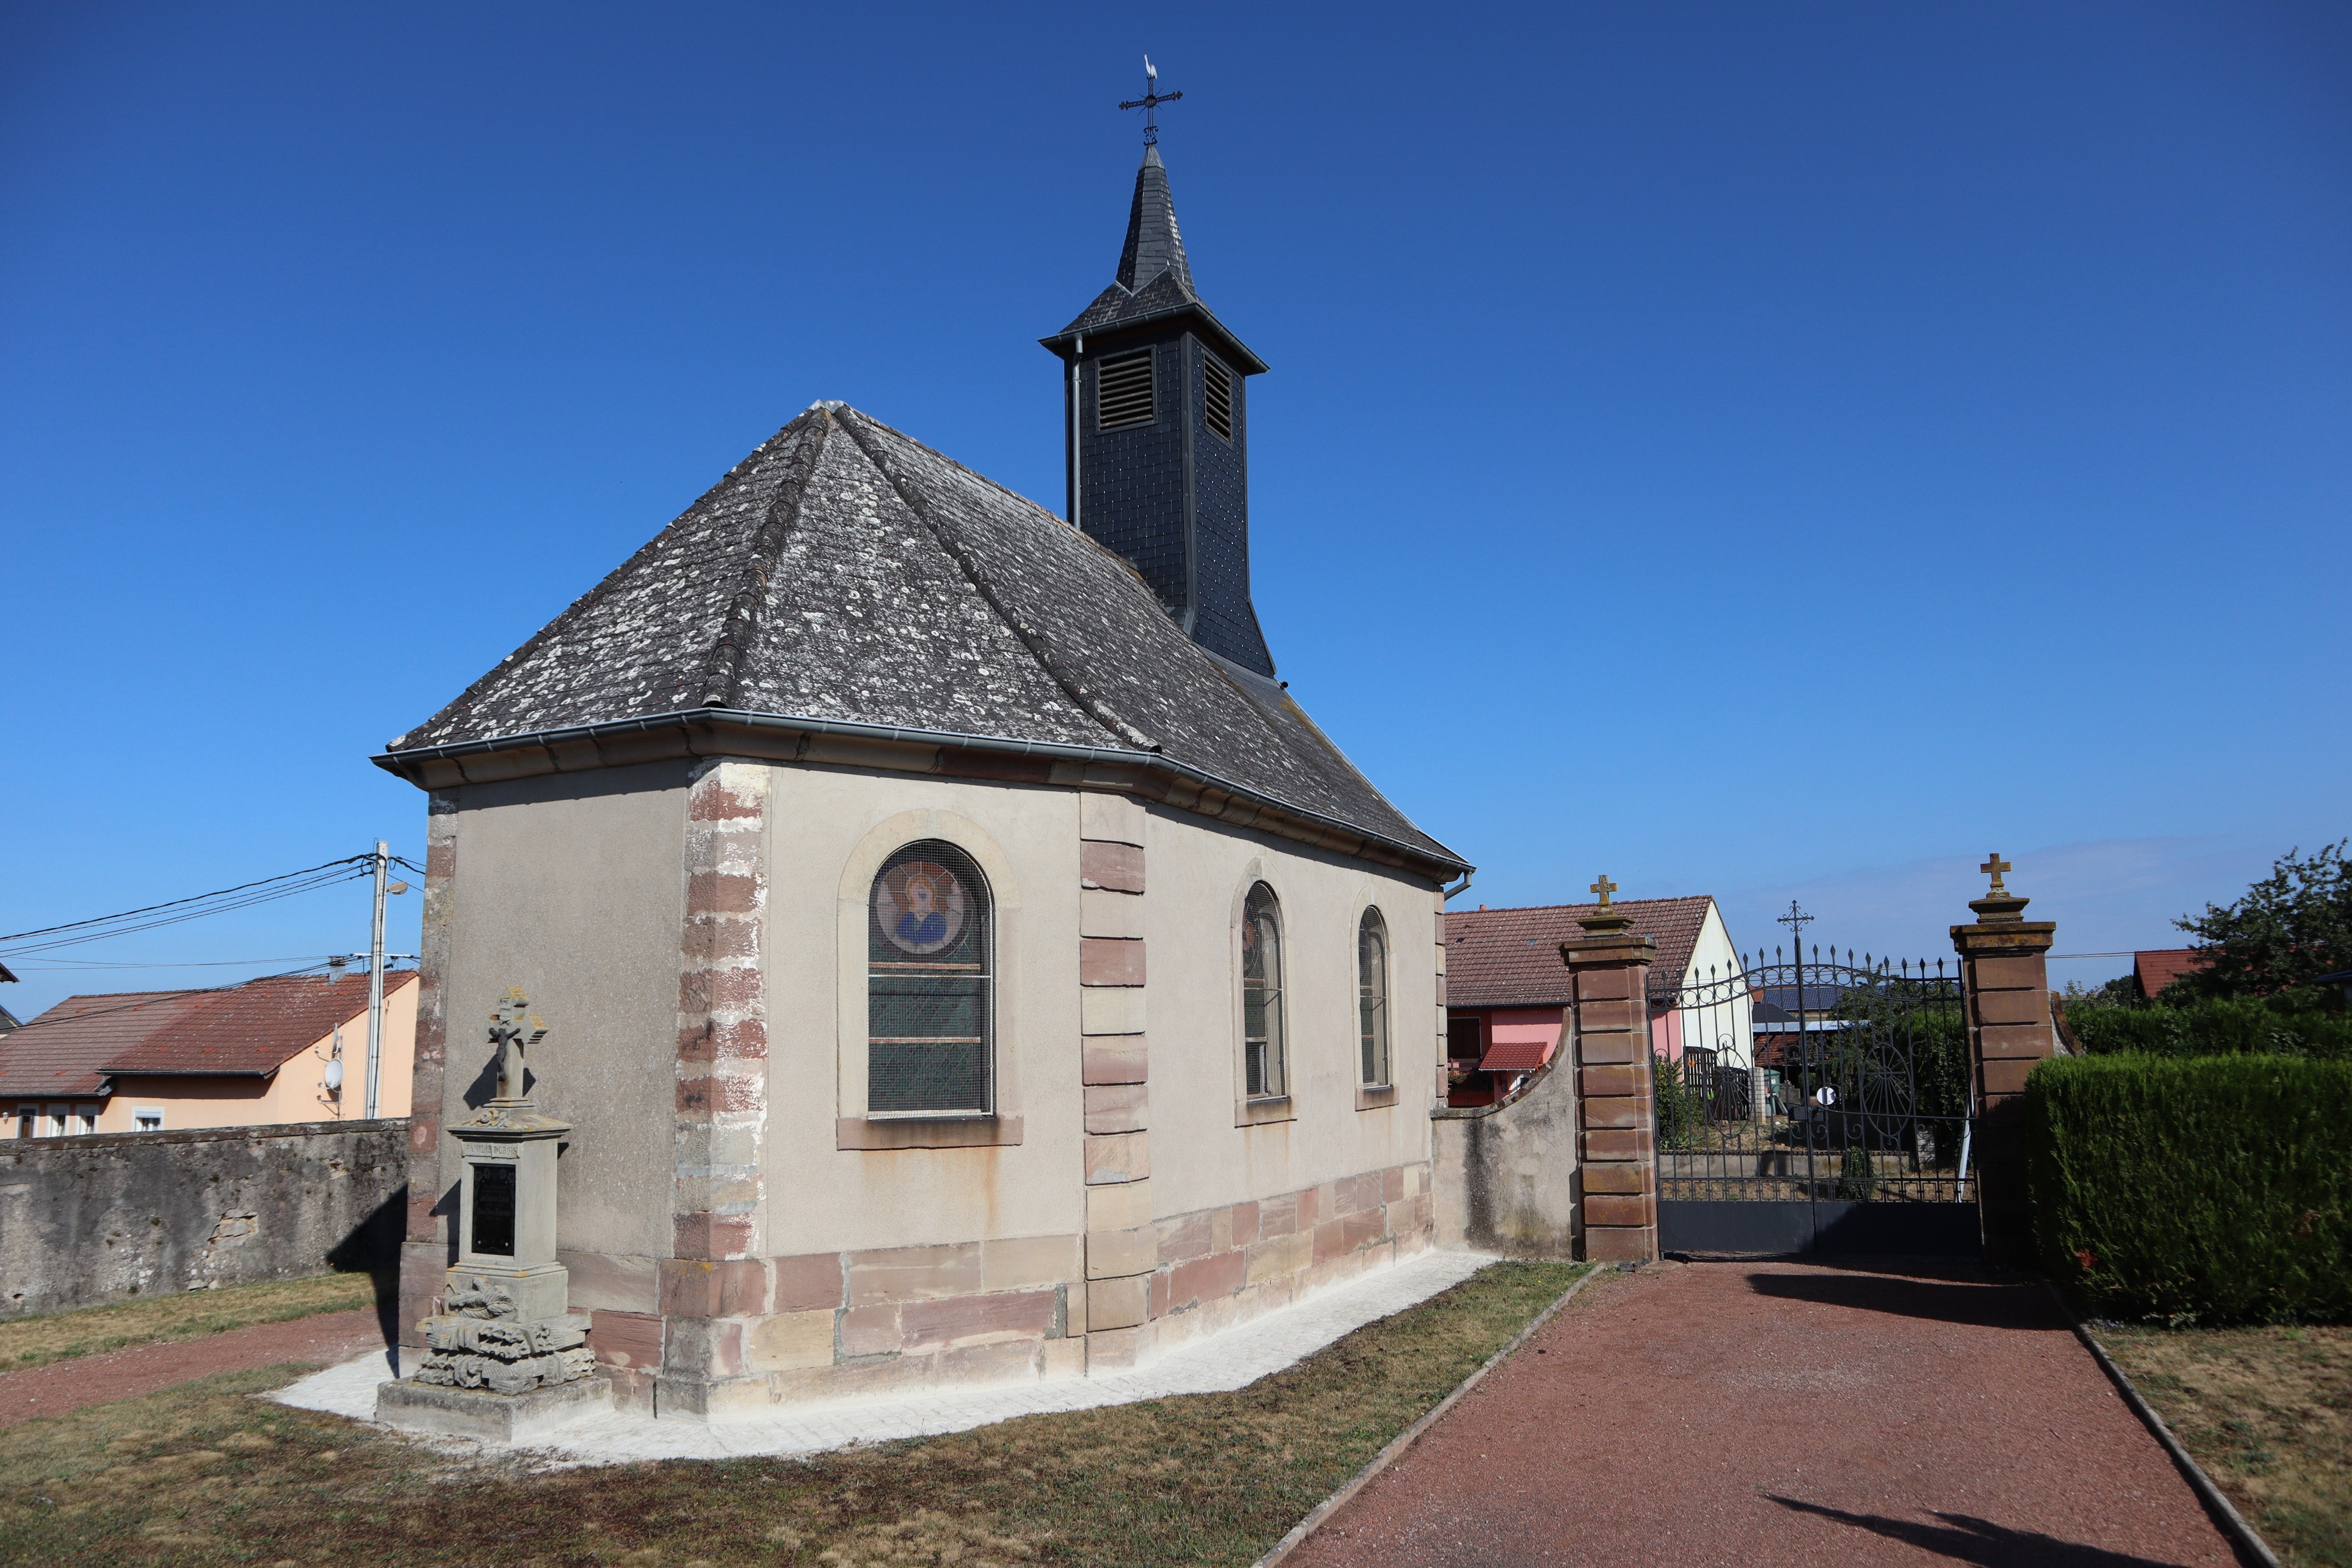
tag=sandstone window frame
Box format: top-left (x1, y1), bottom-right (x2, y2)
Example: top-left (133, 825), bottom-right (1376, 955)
top-left (834, 810), bottom-right (1024, 1151)
top-left (1357, 906), bottom-right (1393, 1093)
top-left (1232, 875), bottom-right (1295, 1127)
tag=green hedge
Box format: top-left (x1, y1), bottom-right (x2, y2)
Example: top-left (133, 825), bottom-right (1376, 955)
top-left (2062, 989), bottom-right (2352, 1059)
top-left (2028, 1054), bottom-right (2352, 1323)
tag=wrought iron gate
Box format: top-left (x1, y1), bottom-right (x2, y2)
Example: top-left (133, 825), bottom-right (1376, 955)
top-left (1649, 938), bottom-right (1980, 1258)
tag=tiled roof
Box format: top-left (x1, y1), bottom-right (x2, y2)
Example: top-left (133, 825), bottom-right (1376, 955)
top-left (2134, 949), bottom-right (2208, 999)
top-left (1444, 897), bottom-right (1718, 1010)
top-left (0, 972), bottom-right (415, 1095)
top-left (0, 989), bottom-right (210, 1097)
top-left (380, 404), bottom-right (1460, 876)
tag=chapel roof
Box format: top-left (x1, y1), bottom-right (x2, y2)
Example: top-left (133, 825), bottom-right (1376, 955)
top-left (0, 972), bottom-right (414, 1096)
top-left (1444, 896), bottom-right (1720, 1010)
top-left (379, 404), bottom-right (1462, 877)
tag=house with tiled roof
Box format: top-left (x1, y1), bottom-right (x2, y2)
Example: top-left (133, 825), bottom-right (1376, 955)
top-left (1441, 895), bottom-right (1743, 1105)
top-left (2131, 948), bottom-right (2209, 999)
top-left (372, 138), bottom-right (1467, 1415)
top-left (1, 971), bottom-right (416, 1137)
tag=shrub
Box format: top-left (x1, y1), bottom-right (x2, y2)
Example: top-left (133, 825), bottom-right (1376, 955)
top-left (2062, 989), bottom-right (2352, 1061)
top-left (2028, 1054), bottom-right (2352, 1323)
top-left (1652, 1052), bottom-right (1708, 1150)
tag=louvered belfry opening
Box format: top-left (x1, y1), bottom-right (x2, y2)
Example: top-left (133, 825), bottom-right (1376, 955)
top-left (1045, 144), bottom-right (1277, 676)
top-left (867, 840), bottom-right (993, 1114)
top-left (1202, 351), bottom-right (1232, 442)
top-left (1097, 349), bottom-right (1155, 430)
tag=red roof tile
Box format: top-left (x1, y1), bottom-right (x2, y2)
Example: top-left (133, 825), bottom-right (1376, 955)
top-left (1444, 897), bottom-right (1717, 1010)
top-left (0, 972), bottom-right (416, 1096)
top-left (2133, 949), bottom-right (2208, 999)
top-left (0, 989), bottom-right (211, 1097)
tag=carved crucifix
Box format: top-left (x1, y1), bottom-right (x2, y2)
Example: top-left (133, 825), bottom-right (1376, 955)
top-left (1589, 874), bottom-right (1617, 909)
top-left (487, 988), bottom-right (548, 1102)
top-left (1980, 852), bottom-right (2012, 897)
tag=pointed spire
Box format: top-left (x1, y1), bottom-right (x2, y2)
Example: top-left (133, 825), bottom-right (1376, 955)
top-left (1115, 146), bottom-right (1196, 298)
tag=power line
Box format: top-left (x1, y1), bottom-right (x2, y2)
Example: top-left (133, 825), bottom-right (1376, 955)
top-left (0, 858), bottom-right (380, 958)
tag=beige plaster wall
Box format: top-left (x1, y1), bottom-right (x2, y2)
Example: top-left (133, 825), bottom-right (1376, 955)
top-left (1144, 807), bottom-right (1439, 1228)
top-left (760, 765), bottom-right (1086, 1256)
top-left (436, 761), bottom-right (693, 1260)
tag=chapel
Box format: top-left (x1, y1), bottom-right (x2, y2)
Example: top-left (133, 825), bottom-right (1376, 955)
top-left (376, 138), bottom-right (1470, 1417)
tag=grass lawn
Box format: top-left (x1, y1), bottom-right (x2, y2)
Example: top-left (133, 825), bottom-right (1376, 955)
top-left (0, 1259), bottom-right (1591, 1567)
top-left (0, 1273), bottom-right (382, 1373)
top-left (2093, 1322), bottom-right (2352, 1568)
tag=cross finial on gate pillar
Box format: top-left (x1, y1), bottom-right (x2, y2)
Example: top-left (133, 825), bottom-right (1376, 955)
top-left (1980, 852), bottom-right (2012, 897)
top-left (1589, 873), bottom-right (1617, 908)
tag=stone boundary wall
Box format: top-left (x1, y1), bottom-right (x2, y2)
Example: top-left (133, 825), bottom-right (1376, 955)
top-left (562, 1156), bottom-right (1431, 1414)
top-left (0, 1118), bottom-right (407, 1319)
top-left (1431, 1054), bottom-right (1581, 1258)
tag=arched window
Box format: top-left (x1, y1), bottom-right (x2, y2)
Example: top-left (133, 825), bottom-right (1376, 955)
top-left (867, 841), bottom-right (992, 1114)
top-left (1242, 883), bottom-right (1286, 1098)
top-left (1358, 909), bottom-right (1391, 1087)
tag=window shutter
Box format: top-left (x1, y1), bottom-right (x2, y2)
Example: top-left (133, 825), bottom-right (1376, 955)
top-left (1202, 352), bottom-right (1232, 442)
top-left (1097, 350), bottom-right (1155, 430)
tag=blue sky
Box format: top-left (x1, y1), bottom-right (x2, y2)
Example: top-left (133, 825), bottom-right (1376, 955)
top-left (4, 3), bottom-right (2346, 1015)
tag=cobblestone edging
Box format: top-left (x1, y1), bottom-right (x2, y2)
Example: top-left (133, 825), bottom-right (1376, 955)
top-left (1252, 1263), bottom-right (1605, 1568)
top-left (2044, 1283), bottom-right (2281, 1568)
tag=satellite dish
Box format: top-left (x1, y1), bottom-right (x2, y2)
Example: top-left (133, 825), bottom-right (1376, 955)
top-left (323, 1059), bottom-right (345, 1091)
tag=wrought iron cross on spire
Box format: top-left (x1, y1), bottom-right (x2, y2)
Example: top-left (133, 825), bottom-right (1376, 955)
top-left (1776, 900), bottom-right (1814, 945)
top-left (1120, 56), bottom-right (1182, 146)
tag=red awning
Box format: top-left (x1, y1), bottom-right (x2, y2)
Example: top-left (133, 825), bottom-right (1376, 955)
top-left (1477, 1037), bottom-right (1555, 1074)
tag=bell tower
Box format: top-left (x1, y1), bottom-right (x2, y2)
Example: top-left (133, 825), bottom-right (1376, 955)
top-left (1041, 72), bottom-right (1274, 677)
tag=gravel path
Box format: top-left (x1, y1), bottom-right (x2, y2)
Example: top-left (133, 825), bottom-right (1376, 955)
top-left (0, 1308), bottom-right (391, 1429)
top-left (1288, 1260), bottom-right (2240, 1568)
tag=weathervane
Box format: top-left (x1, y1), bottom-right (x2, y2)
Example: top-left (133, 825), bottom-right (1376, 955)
top-left (1120, 56), bottom-right (1182, 146)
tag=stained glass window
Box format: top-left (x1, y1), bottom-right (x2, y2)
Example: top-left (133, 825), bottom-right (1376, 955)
top-left (1359, 909), bottom-right (1391, 1087)
top-left (1242, 883), bottom-right (1285, 1098)
top-left (868, 841), bottom-right (992, 1114)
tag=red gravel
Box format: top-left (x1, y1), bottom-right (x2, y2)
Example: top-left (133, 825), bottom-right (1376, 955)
top-left (1291, 1261), bottom-right (2240, 1567)
top-left (0, 1308), bottom-right (387, 1429)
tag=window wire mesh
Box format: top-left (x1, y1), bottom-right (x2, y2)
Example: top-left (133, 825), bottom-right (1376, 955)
top-left (1359, 910), bottom-right (1391, 1086)
top-left (868, 841), bottom-right (993, 1114)
top-left (1242, 883), bottom-right (1285, 1097)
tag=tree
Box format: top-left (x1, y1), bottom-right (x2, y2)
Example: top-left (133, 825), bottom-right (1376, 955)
top-left (2174, 841), bottom-right (2352, 998)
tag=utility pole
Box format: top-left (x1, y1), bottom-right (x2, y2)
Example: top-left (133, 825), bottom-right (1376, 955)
top-left (365, 840), bottom-right (388, 1120)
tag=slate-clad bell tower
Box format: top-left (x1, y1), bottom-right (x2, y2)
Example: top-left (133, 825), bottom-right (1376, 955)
top-left (1042, 146), bottom-right (1275, 677)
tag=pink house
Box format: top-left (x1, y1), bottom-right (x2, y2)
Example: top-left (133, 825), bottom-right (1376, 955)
top-left (1443, 896), bottom-right (1735, 1107)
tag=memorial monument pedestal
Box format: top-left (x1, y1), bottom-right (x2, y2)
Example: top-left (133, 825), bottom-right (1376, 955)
top-left (379, 992), bottom-right (608, 1440)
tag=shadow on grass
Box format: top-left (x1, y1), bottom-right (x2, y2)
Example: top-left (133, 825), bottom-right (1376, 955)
top-left (1769, 1496), bottom-right (2206, 1567)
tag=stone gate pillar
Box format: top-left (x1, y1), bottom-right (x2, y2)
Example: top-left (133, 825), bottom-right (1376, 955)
top-left (1950, 854), bottom-right (2057, 1268)
top-left (1561, 881), bottom-right (1657, 1263)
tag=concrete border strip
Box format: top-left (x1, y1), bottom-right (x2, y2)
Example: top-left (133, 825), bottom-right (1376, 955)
top-left (1253, 1262), bottom-right (1606, 1568)
top-left (2043, 1284), bottom-right (2281, 1568)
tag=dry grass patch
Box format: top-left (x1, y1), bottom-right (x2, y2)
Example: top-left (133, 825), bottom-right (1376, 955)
top-left (0, 1272), bottom-right (382, 1373)
top-left (2094, 1322), bottom-right (2352, 1568)
top-left (0, 1260), bottom-right (1587, 1567)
